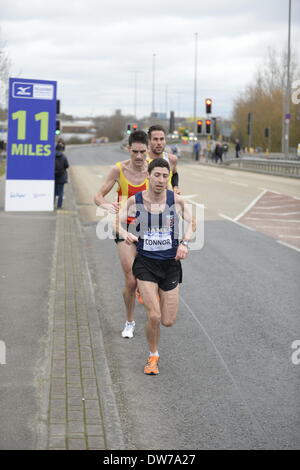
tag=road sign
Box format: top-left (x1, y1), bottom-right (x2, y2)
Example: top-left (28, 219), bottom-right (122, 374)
top-left (5, 77), bottom-right (57, 211)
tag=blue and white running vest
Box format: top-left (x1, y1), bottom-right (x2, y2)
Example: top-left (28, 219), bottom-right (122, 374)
top-left (135, 190), bottom-right (179, 260)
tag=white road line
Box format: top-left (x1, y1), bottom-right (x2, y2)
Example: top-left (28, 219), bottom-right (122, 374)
top-left (182, 194), bottom-right (198, 199)
top-left (234, 189), bottom-right (267, 221)
top-left (208, 177), bottom-right (222, 182)
top-left (243, 217), bottom-right (300, 223)
top-left (219, 213), bottom-right (256, 231)
top-left (278, 235), bottom-right (300, 239)
top-left (185, 198), bottom-right (206, 209)
top-left (230, 181), bottom-right (249, 187)
top-left (251, 209), bottom-right (300, 217)
top-left (258, 188), bottom-right (281, 194)
top-left (253, 204), bottom-right (300, 210)
top-left (277, 240), bottom-right (300, 253)
top-left (179, 295), bottom-right (276, 448)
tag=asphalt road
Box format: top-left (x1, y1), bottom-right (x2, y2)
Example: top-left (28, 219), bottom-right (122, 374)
top-left (68, 143), bottom-right (300, 450)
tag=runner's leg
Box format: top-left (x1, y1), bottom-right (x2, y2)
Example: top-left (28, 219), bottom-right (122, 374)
top-left (137, 280), bottom-right (161, 354)
top-left (117, 242), bottom-right (137, 323)
top-left (159, 285), bottom-right (179, 327)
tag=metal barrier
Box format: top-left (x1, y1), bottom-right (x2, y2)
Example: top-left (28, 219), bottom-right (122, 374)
top-left (223, 158), bottom-right (300, 178)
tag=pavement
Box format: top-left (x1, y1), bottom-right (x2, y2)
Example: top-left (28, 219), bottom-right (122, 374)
top-left (0, 175), bottom-right (124, 450)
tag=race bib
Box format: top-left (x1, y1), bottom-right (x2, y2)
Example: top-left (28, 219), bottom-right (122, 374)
top-left (143, 231), bottom-right (172, 251)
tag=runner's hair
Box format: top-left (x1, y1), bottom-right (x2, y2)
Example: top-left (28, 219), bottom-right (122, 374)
top-left (128, 130), bottom-right (148, 146)
top-left (148, 125), bottom-right (166, 139)
top-left (148, 157), bottom-right (170, 174)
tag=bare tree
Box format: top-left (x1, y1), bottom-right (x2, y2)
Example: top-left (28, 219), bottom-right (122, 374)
top-left (0, 28), bottom-right (11, 112)
top-left (232, 48), bottom-right (299, 152)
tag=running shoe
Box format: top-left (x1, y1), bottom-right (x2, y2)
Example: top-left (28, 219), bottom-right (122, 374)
top-left (121, 321), bottom-right (135, 338)
top-left (144, 355), bottom-right (159, 375)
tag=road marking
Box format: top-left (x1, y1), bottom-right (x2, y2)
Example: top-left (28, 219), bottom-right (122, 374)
top-left (219, 213), bottom-right (256, 231)
top-left (208, 177), bottom-right (222, 182)
top-left (182, 194), bottom-right (198, 199)
top-left (258, 188), bottom-right (281, 194)
top-left (179, 295), bottom-right (276, 449)
top-left (230, 181), bottom-right (249, 187)
top-left (253, 204), bottom-right (300, 210)
top-left (243, 217), bottom-right (300, 223)
top-left (277, 240), bottom-right (300, 253)
top-left (234, 189), bottom-right (267, 221)
top-left (278, 235), bottom-right (300, 239)
top-left (250, 211), bottom-right (300, 216)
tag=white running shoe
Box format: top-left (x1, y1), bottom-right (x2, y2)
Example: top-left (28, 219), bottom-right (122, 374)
top-left (121, 321), bottom-right (135, 338)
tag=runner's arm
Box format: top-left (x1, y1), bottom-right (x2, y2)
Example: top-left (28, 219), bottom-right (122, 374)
top-left (94, 165), bottom-right (120, 213)
top-left (115, 196), bottom-right (138, 245)
top-left (169, 154), bottom-right (180, 194)
top-left (174, 195), bottom-right (196, 260)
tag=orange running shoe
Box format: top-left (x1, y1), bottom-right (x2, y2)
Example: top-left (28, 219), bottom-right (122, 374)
top-left (136, 289), bottom-right (144, 304)
top-left (144, 355), bottom-right (159, 375)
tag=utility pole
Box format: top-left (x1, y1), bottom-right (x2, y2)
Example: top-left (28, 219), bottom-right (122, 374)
top-left (132, 71), bottom-right (141, 119)
top-left (152, 53), bottom-right (156, 115)
top-left (165, 84), bottom-right (168, 117)
top-left (284, 0), bottom-right (292, 159)
top-left (193, 33), bottom-right (198, 135)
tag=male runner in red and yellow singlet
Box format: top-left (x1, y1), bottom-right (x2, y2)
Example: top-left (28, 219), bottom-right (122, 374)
top-left (94, 131), bottom-right (149, 338)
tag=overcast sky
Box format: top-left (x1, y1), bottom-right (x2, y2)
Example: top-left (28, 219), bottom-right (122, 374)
top-left (1, 0), bottom-right (300, 119)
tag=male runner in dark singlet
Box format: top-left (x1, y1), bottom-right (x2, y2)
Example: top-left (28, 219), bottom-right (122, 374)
top-left (116, 158), bottom-right (195, 375)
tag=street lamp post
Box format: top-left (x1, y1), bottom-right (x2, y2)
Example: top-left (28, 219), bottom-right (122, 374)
top-left (152, 53), bottom-right (156, 115)
top-left (284, 0), bottom-right (292, 159)
top-left (193, 33), bottom-right (198, 136)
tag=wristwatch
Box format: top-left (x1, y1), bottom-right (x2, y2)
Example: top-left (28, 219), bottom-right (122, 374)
top-left (180, 240), bottom-right (189, 249)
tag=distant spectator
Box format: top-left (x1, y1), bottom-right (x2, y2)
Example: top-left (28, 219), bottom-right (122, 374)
top-left (57, 138), bottom-right (66, 151)
top-left (222, 143), bottom-right (229, 159)
top-left (193, 141), bottom-right (200, 161)
top-left (214, 142), bottom-right (223, 163)
top-left (54, 143), bottom-right (69, 209)
top-left (171, 144), bottom-right (179, 156)
top-left (235, 139), bottom-right (241, 158)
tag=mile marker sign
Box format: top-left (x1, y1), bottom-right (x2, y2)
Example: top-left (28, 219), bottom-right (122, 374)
top-left (5, 77), bottom-right (57, 211)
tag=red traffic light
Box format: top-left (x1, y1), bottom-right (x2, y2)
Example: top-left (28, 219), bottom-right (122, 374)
top-left (132, 123), bottom-right (138, 130)
top-left (197, 120), bottom-right (203, 133)
top-left (205, 119), bottom-right (211, 134)
top-left (205, 99), bottom-right (212, 114)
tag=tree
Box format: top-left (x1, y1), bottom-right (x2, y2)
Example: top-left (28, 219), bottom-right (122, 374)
top-left (232, 48), bottom-right (300, 152)
top-left (0, 28), bottom-right (11, 113)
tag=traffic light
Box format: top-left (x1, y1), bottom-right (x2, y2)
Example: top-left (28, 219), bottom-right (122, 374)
top-left (197, 120), bottom-right (203, 134)
top-left (55, 120), bottom-right (61, 135)
top-left (205, 119), bottom-right (211, 134)
top-left (264, 127), bottom-right (269, 138)
top-left (127, 124), bottom-right (131, 134)
top-left (132, 123), bottom-right (138, 131)
top-left (205, 99), bottom-right (212, 114)
top-left (56, 99), bottom-right (60, 114)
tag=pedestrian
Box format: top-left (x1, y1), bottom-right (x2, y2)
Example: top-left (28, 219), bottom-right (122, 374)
top-left (222, 143), bottom-right (229, 159)
top-left (235, 139), bottom-right (241, 158)
top-left (194, 141), bottom-right (200, 162)
top-left (54, 143), bottom-right (69, 209)
top-left (214, 142), bottom-right (223, 163)
top-left (94, 130), bottom-right (149, 339)
top-left (116, 158), bottom-right (195, 375)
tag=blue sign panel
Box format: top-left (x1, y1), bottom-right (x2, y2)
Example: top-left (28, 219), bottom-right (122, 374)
top-left (6, 77), bottom-right (57, 180)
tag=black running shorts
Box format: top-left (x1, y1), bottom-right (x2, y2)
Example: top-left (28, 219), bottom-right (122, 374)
top-left (132, 254), bottom-right (182, 291)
